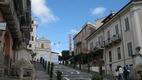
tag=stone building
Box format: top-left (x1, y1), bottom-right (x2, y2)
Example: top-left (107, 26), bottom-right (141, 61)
top-left (0, 0), bottom-right (32, 77)
top-left (86, 0), bottom-right (142, 76)
top-left (73, 22), bottom-right (95, 55)
top-left (35, 37), bottom-right (51, 61)
top-left (28, 20), bottom-right (38, 53)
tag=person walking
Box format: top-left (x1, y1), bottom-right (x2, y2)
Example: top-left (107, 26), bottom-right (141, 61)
top-left (123, 66), bottom-right (129, 80)
top-left (118, 66), bottom-right (124, 80)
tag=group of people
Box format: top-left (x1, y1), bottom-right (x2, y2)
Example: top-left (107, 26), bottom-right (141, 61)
top-left (115, 65), bottom-right (134, 80)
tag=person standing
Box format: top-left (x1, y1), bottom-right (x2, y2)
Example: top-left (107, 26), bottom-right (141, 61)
top-left (118, 66), bottom-right (124, 80)
top-left (123, 66), bottom-right (129, 80)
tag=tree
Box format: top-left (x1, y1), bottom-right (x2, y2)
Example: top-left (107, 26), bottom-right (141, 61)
top-left (61, 50), bottom-right (70, 65)
top-left (58, 56), bottom-right (62, 64)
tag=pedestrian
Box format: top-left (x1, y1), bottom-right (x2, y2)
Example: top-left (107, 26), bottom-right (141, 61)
top-left (115, 69), bottom-right (119, 80)
top-left (118, 66), bottom-right (124, 80)
top-left (123, 66), bottom-right (129, 80)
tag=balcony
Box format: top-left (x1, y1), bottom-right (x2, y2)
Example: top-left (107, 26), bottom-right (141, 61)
top-left (93, 41), bottom-right (104, 54)
top-left (104, 38), bottom-right (113, 48)
top-left (104, 34), bottom-right (121, 48)
top-left (76, 41), bottom-right (82, 46)
top-left (0, 0), bottom-right (22, 40)
top-left (112, 34), bottom-right (121, 43)
top-left (95, 41), bottom-right (104, 49)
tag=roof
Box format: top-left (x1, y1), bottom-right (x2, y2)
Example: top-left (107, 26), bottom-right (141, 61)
top-left (37, 37), bottom-right (51, 43)
top-left (51, 51), bottom-right (59, 54)
top-left (86, 0), bottom-right (137, 41)
top-left (73, 22), bottom-right (95, 39)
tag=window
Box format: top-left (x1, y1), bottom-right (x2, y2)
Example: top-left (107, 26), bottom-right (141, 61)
top-left (98, 36), bottom-right (103, 42)
top-left (127, 42), bottom-right (133, 56)
top-left (109, 64), bottom-right (112, 71)
top-left (124, 17), bottom-right (130, 31)
top-left (115, 24), bottom-right (119, 34)
top-left (32, 36), bottom-right (34, 41)
top-left (109, 51), bottom-right (112, 62)
top-left (90, 42), bottom-right (93, 50)
top-left (41, 43), bottom-right (44, 48)
top-left (117, 47), bottom-right (121, 60)
top-left (29, 44), bottom-right (32, 48)
top-left (107, 31), bottom-right (110, 40)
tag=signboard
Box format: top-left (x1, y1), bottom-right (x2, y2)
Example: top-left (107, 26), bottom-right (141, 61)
top-left (0, 22), bottom-right (6, 31)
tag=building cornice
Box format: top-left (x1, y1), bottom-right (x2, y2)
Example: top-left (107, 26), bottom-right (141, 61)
top-left (86, 0), bottom-right (140, 41)
top-left (73, 22), bottom-right (95, 39)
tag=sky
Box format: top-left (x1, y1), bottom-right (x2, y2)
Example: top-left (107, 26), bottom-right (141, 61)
top-left (31, 0), bottom-right (129, 53)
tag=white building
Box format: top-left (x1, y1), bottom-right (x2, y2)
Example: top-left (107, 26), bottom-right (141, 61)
top-left (86, 0), bottom-right (142, 76)
top-left (50, 52), bottom-right (59, 64)
top-left (28, 20), bottom-right (38, 53)
top-left (35, 37), bottom-right (51, 61)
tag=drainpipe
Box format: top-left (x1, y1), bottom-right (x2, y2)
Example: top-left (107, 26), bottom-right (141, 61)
top-left (103, 28), bottom-right (107, 75)
top-left (118, 15), bottom-right (126, 66)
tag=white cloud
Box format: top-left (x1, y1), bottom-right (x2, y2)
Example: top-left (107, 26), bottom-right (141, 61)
top-left (91, 7), bottom-right (106, 16)
top-left (31, 0), bottom-right (58, 24)
top-left (70, 29), bottom-right (78, 34)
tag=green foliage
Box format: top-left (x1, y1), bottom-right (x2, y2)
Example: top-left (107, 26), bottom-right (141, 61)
top-left (61, 50), bottom-right (71, 64)
top-left (61, 50), bottom-right (70, 60)
top-left (56, 70), bottom-right (62, 80)
top-left (91, 74), bottom-right (103, 80)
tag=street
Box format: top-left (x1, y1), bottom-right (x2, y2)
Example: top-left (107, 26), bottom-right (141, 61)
top-left (54, 64), bottom-right (92, 80)
top-left (32, 62), bottom-right (49, 80)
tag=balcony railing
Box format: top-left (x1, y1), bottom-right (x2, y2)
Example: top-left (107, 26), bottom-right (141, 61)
top-left (95, 41), bottom-right (104, 49)
top-left (104, 34), bottom-right (121, 48)
top-left (112, 34), bottom-right (121, 43)
top-left (104, 38), bottom-right (112, 48)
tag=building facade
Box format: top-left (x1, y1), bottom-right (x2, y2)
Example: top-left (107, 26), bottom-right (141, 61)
top-left (0, 0), bottom-right (32, 75)
top-left (73, 22), bottom-right (95, 55)
top-left (35, 37), bottom-right (51, 61)
top-left (28, 20), bottom-right (38, 53)
top-left (50, 52), bottom-right (59, 64)
top-left (86, 0), bottom-right (142, 75)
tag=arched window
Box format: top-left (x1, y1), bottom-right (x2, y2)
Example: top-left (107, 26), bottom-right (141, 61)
top-left (41, 43), bottom-right (44, 48)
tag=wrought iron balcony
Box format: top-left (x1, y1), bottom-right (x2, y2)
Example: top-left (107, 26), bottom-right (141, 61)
top-left (95, 41), bottom-right (104, 49)
top-left (104, 34), bottom-right (121, 48)
top-left (112, 34), bottom-right (121, 43)
top-left (104, 38), bottom-right (113, 48)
